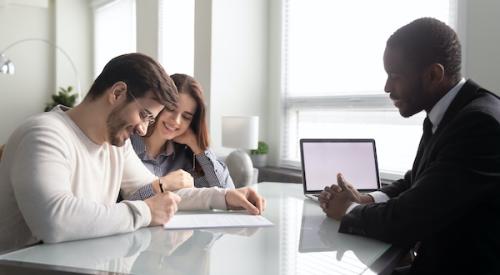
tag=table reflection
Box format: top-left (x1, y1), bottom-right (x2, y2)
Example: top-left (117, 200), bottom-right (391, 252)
top-left (1, 226), bottom-right (260, 275)
top-left (298, 199), bottom-right (388, 273)
top-left (132, 227), bottom-right (260, 275)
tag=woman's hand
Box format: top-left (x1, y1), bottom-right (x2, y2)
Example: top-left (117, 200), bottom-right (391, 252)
top-left (173, 128), bottom-right (203, 155)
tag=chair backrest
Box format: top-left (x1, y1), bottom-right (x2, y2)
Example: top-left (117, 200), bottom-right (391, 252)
top-left (224, 151), bottom-right (258, 188)
top-left (0, 144), bottom-right (4, 161)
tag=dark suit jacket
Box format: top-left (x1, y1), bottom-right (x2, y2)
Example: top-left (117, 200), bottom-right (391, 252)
top-left (339, 80), bottom-right (500, 275)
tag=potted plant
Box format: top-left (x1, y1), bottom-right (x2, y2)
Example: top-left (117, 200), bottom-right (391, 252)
top-left (44, 86), bottom-right (77, 112)
top-left (250, 141), bottom-right (269, 168)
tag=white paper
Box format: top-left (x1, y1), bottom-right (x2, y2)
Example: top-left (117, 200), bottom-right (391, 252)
top-left (163, 212), bottom-right (274, 230)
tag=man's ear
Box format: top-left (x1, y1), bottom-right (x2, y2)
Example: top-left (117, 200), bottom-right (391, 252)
top-left (107, 81), bottom-right (128, 105)
top-left (427, 63), bottom-right (445, 85)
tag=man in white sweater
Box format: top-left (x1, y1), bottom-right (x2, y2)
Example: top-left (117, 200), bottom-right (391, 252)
top-left (0, 53), bottom-right (264, 252)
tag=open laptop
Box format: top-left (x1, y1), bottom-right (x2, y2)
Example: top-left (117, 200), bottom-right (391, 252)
top-left (300, 138), bottom-right (381, 200)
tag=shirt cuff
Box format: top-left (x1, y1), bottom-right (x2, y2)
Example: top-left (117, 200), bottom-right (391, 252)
top-left (369, 191), bottom-right (390, 203)
top-left (346, 202), bottom-right (359, 214)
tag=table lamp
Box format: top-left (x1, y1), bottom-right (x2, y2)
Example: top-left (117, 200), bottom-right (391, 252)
top-left (222, 116), bottom-right (259, 187)
top-left (0, 38), bottom-right (81, 102)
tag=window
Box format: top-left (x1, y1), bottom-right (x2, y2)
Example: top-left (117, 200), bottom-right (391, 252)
top-left (159, 0), bottom-right (195, 76)
top-left (282, 0), bottom-right (458, 175)
top-left (93, 0), bottom-right (136, 77)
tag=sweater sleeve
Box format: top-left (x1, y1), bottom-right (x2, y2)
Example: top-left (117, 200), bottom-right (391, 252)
top-left (10, 127), bottom-right (152, 244)
top-left (120, 140), bottom-right (157, 199)
top-left (175, 187), bottom-right (228, 210)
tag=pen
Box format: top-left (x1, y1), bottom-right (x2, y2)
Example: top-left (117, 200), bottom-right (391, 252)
top-left (159, 178), bottom-right (164, 193)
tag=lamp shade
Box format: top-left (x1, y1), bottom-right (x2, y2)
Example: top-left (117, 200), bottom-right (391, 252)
top-left (221, 116), bottom-right (259, 149)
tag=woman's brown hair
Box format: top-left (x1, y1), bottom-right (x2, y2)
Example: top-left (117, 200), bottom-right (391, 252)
top-left (145, 74), bottom-right (209, 151)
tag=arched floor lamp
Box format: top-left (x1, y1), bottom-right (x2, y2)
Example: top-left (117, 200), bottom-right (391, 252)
top-left (0, 38), bottom-right (81, 102)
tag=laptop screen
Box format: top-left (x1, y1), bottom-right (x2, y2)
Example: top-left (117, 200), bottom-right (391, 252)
top-left (300, 139), bottom-right (381, 193)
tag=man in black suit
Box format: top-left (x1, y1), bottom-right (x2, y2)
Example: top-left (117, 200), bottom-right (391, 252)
top-left (319, 17), bottom-right (500, 274)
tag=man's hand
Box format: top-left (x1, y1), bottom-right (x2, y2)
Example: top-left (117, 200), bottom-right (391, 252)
top-left (160, 169), bottom-right (194, 192)
top-left (319, 173), bottom-right (374, 211)
top-left (323, 188), bottom-right (352, 220)
top-left (225, 187), bottom-right (266, 215)
top-left (144, 191), bottom-right (182, 226)
top-left (319, 185), bottom-right (341, 210)
top-left (320, 173), bottom-right (372, 220)
top-left (337, 173), bottom-right (374, 204)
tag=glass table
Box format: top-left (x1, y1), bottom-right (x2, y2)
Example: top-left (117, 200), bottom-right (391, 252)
top-left (0, 182), bottom-right (402, 275)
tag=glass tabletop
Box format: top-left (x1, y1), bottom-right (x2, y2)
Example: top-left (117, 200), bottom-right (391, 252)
top-left (0, 182), bottom-right (397, 275)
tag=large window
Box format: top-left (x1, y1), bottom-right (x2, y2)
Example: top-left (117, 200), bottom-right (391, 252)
top-left (282, 0), bottom-right (458, 175)
top-left (159, 0), bottom-right (195, 76)
top-left (93, 0), bottom-right (136, 77)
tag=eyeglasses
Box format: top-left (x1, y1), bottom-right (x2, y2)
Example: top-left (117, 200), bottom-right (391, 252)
top-left (127, 90), bottom-right (156, 126)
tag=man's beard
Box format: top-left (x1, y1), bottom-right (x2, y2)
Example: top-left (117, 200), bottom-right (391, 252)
top-left (106, 104), bottom-right (131, 146)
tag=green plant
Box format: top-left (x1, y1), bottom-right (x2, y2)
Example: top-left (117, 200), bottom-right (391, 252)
top-left (250, 141), bottom-right (269, 155)
top-left (44, 86), bottom-right (77, 112)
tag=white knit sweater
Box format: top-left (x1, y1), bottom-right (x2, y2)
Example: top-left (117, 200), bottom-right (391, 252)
top-left (0, 107), bottom-right (226, 251)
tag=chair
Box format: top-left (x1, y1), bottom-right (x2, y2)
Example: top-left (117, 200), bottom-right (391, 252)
top-left (219, 155), bottom-right (258, 188)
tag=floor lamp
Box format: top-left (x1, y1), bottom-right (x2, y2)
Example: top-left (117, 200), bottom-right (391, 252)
top-left (0, 38), bottom-right (81, 102)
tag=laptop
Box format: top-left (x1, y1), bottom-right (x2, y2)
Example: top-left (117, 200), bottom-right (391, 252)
top-left (300, 138), bottom-right (381, 200)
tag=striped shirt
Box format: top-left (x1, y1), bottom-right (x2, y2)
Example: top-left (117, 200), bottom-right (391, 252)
top-left (128, 135), bottom-right (234, 200)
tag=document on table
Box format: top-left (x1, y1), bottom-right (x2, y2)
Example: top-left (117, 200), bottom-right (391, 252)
top-left (163, 212), bottom-right (274, 230)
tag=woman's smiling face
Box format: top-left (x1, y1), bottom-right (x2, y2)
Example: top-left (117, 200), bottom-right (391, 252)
top-left (155, 93), bottom-right (197, 140)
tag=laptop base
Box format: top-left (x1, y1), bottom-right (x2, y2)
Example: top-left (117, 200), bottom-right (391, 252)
top-left (305, 194), bottom-right (320, 202)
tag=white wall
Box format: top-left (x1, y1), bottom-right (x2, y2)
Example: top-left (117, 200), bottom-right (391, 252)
top-left (0, 0), bottom-right (92, 143)
top-left (465, 0), bottom-right (500, 95)
top-left (266, 0), bottom-right (283, 166)
top-left (0, 2), bottom-right (52, 143)
top-left (136, 0), bottom-right (159, 59)
top-left (193, 0), bottom-right (212, 128)
top-left (54, 0), bottom-right (93, 99)
top-left (209, 0), bottom-right (268, 155)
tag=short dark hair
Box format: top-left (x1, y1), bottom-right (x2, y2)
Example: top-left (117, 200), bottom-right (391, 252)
top-left (85, 53), bottom-right (178, 109)
top-left (387, 17), bottom-right (462, 82)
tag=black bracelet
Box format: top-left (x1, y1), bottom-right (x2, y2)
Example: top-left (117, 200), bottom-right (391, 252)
top-left (159, 178), bottom-right (164, 193)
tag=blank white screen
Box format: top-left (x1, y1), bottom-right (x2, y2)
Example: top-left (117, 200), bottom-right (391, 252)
top-left (302, 141), bottom-right (379, 191)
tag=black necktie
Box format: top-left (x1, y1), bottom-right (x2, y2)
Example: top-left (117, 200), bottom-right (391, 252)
top-left (412, 117), bottom-right (433, 177)
top-left (421, 116), bottom-right (433, 149)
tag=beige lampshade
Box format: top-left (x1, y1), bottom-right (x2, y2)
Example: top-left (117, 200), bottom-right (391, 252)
top-left (221, 116), bottom-right (259, 150)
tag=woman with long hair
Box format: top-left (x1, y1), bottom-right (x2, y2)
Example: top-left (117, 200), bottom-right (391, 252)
top-left (129, 74), bottom-right (234, 200)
